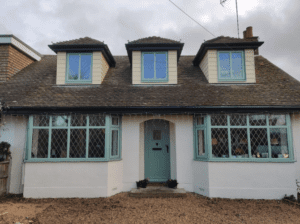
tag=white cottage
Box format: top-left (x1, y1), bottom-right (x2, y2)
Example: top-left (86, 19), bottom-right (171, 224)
top-left (0, 27), bottom-right (300, 199)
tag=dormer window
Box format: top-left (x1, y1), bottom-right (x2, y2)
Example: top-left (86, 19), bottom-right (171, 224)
top-left (142, 52), bottom-right (168, 82)
top-left (66, 53), bottom-right (92, 83)
top-left (218, 51), bottom-right (245, 81)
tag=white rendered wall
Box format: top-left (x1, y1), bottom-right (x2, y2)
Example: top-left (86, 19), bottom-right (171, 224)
top-left (122, 115), bottom-right (193, 192)
top-left (208, 162), bottom-right (296, 199)
top-left (24, 162), bottom-right (109, 198)
top-left (291, 113), bottom-right (300, 185)
top-left (0, 115), bottom-right (27, 194)
top-left (193, 161), bottom-right (209, 197)
top-left (107, 160), bottom-right (123, 196)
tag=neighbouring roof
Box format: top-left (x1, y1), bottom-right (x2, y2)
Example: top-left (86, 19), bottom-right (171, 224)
top-left (193, 36), bottom-right (264, 66)
top-left (52, 37), bottom-right (105, 45)
top-left (128, 36), bottom-right (181, 44)
top-left (1, 54), bottom-right (300, 113)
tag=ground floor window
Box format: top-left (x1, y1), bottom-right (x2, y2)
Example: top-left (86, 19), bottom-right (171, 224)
top-left (27, 114), bottom-right (121, 161)
top-left (194, 114), bottom-right (293, 161)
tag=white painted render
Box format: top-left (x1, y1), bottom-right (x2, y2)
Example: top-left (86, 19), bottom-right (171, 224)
top-left (0, 115), bottom-right (28, 194)
top-left (199, 49), bottom-right (256, 84)
top-left (132, 50), bottom-right (177, 84)
top-left (2, 114), bottom-right (300, 199)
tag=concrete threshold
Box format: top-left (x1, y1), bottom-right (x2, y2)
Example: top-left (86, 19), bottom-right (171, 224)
top-left (129, 186), bottom-right (187, 198)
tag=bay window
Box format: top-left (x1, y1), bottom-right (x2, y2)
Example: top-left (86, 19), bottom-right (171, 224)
top-left (27, 114), bottom-right (121, 161)
top-left (194, 114), bottom-right (293, 161)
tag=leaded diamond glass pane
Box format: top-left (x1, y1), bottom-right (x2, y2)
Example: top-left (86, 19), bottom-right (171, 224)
top-left (89, 114), bottom-right (106, 126)
top-left (219, 52), bottom-right (230, 79)
top-left (80, 55), bottom-right (92, 80)
top-left (232, 52), bottom-right (243, 79)
top-left (112, 117), bottom-right (119, 126)
top-left (231, 128), bottom-right (249, 158)
top-left (197, 116), bottom-right (204, 125)
top-left (31, 129), bottom-right (49, 158)
top-left (111, 130), bottom-right (118, 156)
top-left (89, 129), bottom-right (105, 158)
top-left (52, 115), bottom-right (68, 127)
top-left (250, 128), bottom-right (268, 158)
top-left (230, 114), bottom-right (246, 126)
top-left (211, 115), bottom-right (227, 126)
top-left (51, 129), bottom-right (68, 158)
top-left (70, 129), bottom-right (86, 158)
top-left (249, 115), bottom-right (267, 126)
top-left (71, 115), bottom-right (87, 126)
top-left (270, 128), bottom-right (289, 158)
top-left (269, 115), bottom-right (286, 126)
top-left (211, 128), bottom-right (229, 158)
top-left (33, 115), bottom-right (49, 127)
top-left (197, 130), bottom-right (205, 156)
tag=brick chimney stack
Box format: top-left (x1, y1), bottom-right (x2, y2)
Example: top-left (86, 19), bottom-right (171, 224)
top-left (243, 26), bottom-right (259, 55)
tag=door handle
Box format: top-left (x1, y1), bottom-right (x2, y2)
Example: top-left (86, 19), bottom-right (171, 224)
top-left (166, 145), bottom-right (169, 153)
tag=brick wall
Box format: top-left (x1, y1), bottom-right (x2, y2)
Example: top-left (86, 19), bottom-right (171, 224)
top-left (0, 45), bottom-right (35, 81)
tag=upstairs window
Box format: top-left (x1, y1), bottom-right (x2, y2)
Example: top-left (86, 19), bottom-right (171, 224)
top-left (218, 51), bottom-right (245, 81)
top-left (66, 53), bottom-right (92, 83)
top-left (142, 52), bottom-right (168, 82)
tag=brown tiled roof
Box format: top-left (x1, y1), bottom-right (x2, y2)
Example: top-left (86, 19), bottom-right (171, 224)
top-left (205, 36), bottom-right (258, 44)
top-left (52, 37), bottom-right (104, 45)
top-left (1, 54), bottom-right (300, 109)
top-left (128, 36), bottom-right (180, 44)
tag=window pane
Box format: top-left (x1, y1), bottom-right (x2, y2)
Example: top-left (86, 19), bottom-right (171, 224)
top-left (270, 128), bottom-right (289, 158)
top-left (112, 117), bottom-right (119, 125)
top-left (33, 115), bottom-right (49, 127)
top-left (143, 53), bottom-right (155, 79)
top-left (219, 53), bottom-right (230, 79)
top-left (230, 114), bottom-right (246, 126)
top-left (249, 115), bottom-right (267, 126)
top-left (52, 116), bottom-right (68, 127)
top-left (31, 129), bottom-right (49, 158)
top-left (250, 128), bottom-right (268, 158)
top-left (71, 115), bottom-right (87, 126)
top-left (88, 129), bottom-right (105, 158)
top-left (111, 130), bottom-right (119, 156)
top-left (68, 55), bottom-right (80, 80)
top-left (211, 128), bottom-right (229, 158)
top-left (269, 115), bottom-right (286, 126)
top-left (197, 116), bottom-right (204, 125)
top-left (80, 55), bottom-right (92, 80)
top-left (89, 114), bottom-right (106, 126)
top-left (51, 129), bottom-right (68, 158)
top-left (70, 129), bottom-right (86, 158)
top-left (231, 53), bottom-right (243, 79)
top-left (231, 129), bottom-right (249, 158)
top-left (211, 115), bottom-right (227, 126)
top-left (197, 130), bottom-right (205, 156)
top-left (155, 53), bottom-right (167, 79)
top-left (153, 130), bottom-right (161, 140)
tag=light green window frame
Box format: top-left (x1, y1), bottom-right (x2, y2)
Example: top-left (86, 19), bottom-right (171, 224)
top-left (66, 53), bottom-right (93, 84)
top-left (26, 114), bottom-right (121, 162)
top-left (194, 114), bottom-right (294, 162)
top-left (194, 115), bottom-right (208, 160)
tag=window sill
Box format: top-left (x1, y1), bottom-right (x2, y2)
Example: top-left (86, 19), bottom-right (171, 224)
top-left (194, 158), bottom-right (295, 163)
top-left (24, 158), bottom-right (123, 163)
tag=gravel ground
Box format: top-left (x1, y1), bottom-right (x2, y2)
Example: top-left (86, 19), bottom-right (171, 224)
top-left (0, 193), bottom-right (300, 224)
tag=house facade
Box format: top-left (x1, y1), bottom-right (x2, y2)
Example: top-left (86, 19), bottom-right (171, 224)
top-left (1, 27), bottom-right (300, 199)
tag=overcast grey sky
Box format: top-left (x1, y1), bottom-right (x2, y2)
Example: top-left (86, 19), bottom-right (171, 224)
top-left (1, 0), bottom-right (299, 80)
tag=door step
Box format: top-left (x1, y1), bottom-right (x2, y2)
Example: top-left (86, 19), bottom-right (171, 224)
top-left (129, 186), bottom-right (187, 198)
top-left (147, 182), bottom-right (166, 187)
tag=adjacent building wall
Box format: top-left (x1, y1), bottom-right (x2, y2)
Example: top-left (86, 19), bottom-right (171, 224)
top-left (0, 115), bottom-right (28, 194)
top-left (292, 113), bottom-right (300, 187)
top-left (200, 49), bottom-right (256, 84)
top-left (132, 50), bottom-right (177, 84)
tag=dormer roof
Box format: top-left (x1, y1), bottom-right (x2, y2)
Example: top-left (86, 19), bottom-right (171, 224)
top-left (48, 37), bottom-right (116, 67)
top-left (193, 36), bottom-right (264, 66)
top-left (126, 36), bottom-right (184, 65)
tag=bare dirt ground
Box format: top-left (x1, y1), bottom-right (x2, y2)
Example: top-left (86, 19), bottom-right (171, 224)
top-left (0, 193), bottom-right (300, 224)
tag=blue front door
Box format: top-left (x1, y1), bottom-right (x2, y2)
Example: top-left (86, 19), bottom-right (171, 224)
top-left (144, 119), bottom-right (170, 182)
